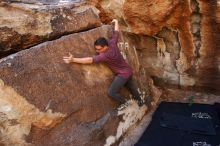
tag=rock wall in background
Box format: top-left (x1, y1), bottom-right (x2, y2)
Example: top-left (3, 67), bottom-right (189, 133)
top-left (89, 0), bottom-right (220, 94)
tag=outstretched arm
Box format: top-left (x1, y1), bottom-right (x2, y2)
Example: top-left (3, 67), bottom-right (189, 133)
top-left (112, 19), bottom-right (119, 31)
top-left (63, 53), bottom-right (93, 64)
top-left (110, 19), bottom-right (119, 45)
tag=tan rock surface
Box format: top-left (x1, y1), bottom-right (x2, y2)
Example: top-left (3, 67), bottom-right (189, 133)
top-left (0, 25), bottom-right (157, 146)
top-left (0, 1), bottom-right (101, 56)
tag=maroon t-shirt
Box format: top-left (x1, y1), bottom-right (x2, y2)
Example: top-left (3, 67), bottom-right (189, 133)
top-left (93, 31), bottom-right (133, 78)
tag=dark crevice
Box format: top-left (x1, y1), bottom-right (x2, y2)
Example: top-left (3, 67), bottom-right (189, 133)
top-left (1, 0), bottom-right (82, 6)
top-left (190, 0), bottom-right (201, 59)
top-left (0, 25), bottom-right (104, 59)
top-left (48, 25), bottom-right (104, 43)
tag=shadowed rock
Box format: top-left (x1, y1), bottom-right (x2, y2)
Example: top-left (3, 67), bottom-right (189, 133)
top-left (90, 0), bottom-right (220, 94)
top-left (0, 0), bottom-right (101, 56)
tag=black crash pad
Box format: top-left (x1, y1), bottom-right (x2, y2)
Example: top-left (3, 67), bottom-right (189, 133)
top-left (135, 102), bottom-right (220, 146)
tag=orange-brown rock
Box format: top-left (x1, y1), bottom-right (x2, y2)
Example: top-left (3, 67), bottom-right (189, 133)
top-left (90, 0), bottom-right (220, 94)
top-left (195, 0), bottom-right (220, 93)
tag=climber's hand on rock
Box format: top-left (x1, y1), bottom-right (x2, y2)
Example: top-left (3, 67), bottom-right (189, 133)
top-left (111, 19), bottom-right (119, 31)
top-left (63, 52), bottom-right (74, 64)
top-left (111, 19), bottom-right (118, 24)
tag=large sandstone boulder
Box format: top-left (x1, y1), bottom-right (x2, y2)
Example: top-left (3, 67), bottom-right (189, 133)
top-left (0, 0), bottom-right (101, 57)
top-left (90, 0), bottom-right (220, 94)
top-left (2, 0), bottom-right (219, 93)
top-left (0, 25), bottom-right (159, 146)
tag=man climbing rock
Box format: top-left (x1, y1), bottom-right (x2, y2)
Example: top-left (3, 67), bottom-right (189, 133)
top-left (63, 19), bottom-right (144, 108)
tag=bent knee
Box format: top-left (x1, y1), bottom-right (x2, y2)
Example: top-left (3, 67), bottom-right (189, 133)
top-left (108, 89), bottom-right (115, 97)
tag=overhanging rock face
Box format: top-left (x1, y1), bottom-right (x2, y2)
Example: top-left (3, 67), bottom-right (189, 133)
top-left (90, 0), bottom-right (220, 94)
top-left (0, 1), bottom-right (101, 56)
top-left (0, 25), bottom-right (156, 146)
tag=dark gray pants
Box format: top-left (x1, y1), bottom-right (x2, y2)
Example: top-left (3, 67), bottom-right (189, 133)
top-left (108, 75), bottom-right (142, 104)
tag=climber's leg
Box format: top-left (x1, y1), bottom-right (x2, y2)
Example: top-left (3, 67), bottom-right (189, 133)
top-left (108, 76), bottom-right (128, 104)
top-left (125, 77), bottom-right (144, 106)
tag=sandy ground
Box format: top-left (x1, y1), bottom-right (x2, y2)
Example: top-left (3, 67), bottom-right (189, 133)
top-left (119, 87), bottom-right (220, 146)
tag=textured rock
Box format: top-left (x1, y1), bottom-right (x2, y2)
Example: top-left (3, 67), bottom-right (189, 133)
top-left (0, 25), bottom-right (157, 146)
top-left (90, 0), bottom-right (220, 94)
top-left (0, 79), bottom-right (65, 146)
top-left (0, 1), bottom-right (101, 56)
top-left (2, 0), bottom-right (80, 5)
top-left (195, 0), bottom-right (220, 93)
top-left (0, 0), bottom-right (219, 145)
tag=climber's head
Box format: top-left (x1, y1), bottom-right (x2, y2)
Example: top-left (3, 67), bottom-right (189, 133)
top-left (94, 37), bottom-right (108, 53)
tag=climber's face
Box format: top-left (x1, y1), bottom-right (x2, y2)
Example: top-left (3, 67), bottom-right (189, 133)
top-left (95, 45), bottom-right (108, 53)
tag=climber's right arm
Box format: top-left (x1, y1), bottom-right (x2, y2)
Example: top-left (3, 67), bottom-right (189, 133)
top-left (63, 53), bottom-right (93, 64)
top-left (112, 19), bottom-right (119, 31)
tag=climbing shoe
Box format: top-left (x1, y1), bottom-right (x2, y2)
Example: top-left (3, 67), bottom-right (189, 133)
top-left (138, 100), bottom-right (144, 107)
top-left (117, 102), bottom-right (129, 110)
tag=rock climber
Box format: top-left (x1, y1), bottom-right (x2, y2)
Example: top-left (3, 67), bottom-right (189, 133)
top-left (63, 19), bottom-right (144, 107)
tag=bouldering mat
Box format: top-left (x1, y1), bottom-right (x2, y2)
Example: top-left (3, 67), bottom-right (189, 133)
top-left (135, 102), bottom-right (220, 146)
